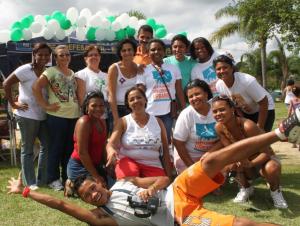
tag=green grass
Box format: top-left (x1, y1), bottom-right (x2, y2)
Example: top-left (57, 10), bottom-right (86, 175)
top-left (0, 102), bottom-right (299, 226)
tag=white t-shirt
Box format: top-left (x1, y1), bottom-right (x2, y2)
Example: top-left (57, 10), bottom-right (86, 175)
top-left (216, 72), bottom-right (275, 114)
top-left (173, 105), bottom-right (218, 173)
top-left (75, 67), bottom-right (108, 101)
top-left (191, 52), bottom-right (219, 96)
top-left (14, 64), bottom-right (46, 120)
top-left (119, 114), bottom-right (163, 169)
top-left (115, 63), bottom-right (137, 105)
top-left (137, 63), bottom-right (182, 116)
top-left (104, 180), bottom-right (174, 226)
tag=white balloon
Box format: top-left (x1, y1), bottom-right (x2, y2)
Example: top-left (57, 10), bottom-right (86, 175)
top-left (76, 27), bottom-right (86, 41)
top-left (34, 15), bottom-right (47, 26)
top-left (43, 28), bottom-right (54, 40)
top-left (105, 29), bottom-right (115, 41)
top-left (129, 16), bottom-right (138, 29)
top-left (55, 29), bottom-right (66, 40)
top-left (95, 28), bottom-right (105, 41)
top-left (119, 13), bottom-right (130, 29)
top-left (66, 7), bottom-right (79, 24)
top-left (65, 26), bottom-right (74, 36)
top-left (22, 29), bottom-right (32, 40)
top-left (165, 33), bottom-right (175, 40)
top-left (47, 19), bottom-right (60, 32)
top-left (101, 18), bottom-right (110, 30)
top-left (0, 30), bottom-right (10, 43)
top-left (111, 21), bottom-right (121, 31)
top-left (30, 22), bottom-right (43, 33)
top-left (77, 16), bottom-right (87, 28)
top-left (137, 19), bottom-right (146, 28)
top-left (89, 15), bottom-right (102, 27)
top-left (80, 8), bottom-right (92, 19)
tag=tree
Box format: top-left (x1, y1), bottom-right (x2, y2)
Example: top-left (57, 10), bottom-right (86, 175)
top-left (210, 0), bottom-right (281, 88)
top-left (127, 10), bottom-right (146, 20)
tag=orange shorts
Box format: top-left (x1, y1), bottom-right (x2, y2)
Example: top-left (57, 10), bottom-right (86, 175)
top-left (115, 157), bottom-right (166, 179)
top-left (173, 160), bottom-right (234, 226)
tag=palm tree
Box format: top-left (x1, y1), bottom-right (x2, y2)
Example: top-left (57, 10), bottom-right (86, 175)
top-left (210, 0), bottom-right (277, 88)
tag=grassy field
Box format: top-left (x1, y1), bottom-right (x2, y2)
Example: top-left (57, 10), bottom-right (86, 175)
top-left (0, 102), bottom-right (299, 226)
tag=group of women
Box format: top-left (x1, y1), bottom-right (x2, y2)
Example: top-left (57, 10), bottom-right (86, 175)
top-left (3, 33), bottom-right (289, 209)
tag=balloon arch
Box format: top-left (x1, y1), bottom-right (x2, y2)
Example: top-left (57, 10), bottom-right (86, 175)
top-left (0, 7), bottom-right (187, 43)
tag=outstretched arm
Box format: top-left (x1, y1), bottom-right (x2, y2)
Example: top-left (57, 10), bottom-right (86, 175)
top-left (7, 177), bottom-right (117, 226)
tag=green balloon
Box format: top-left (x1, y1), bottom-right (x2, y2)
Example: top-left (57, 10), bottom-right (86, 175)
top-left (178, 31), bottom-right (187, 37)
top-left (45, 15), bottom-right (51, 22)
top-left (155, 27), bottom-right (167, 38)
top-left (126, 27), bottom-right (135, 37)
top-left (26, 14), bottom-right (34, 23)
top-left (107, 16), bottom-right (116, 23)
top-left (10, 28), bottom-right (23, 41)
top-left (154, 24), bottom-right (165, 31)
top-left (86, 27), bottom-right (96, 41)
top-left (115, 29), bottom-right (126, 41)
top-left (146, 18), bottom-right (156, 29)
top-left (21, 17), bottom-right (31, 29)
top-left (60, 19), bottom-right (72, 30)
top-left (10, 21), bottom-right (22, 30)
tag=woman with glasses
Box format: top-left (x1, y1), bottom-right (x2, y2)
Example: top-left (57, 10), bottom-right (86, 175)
top-left (211, 95), bottom-right (288, 208)
top-left (173, 79), bottom-right (221, 174)
top-left (33, 45), bottom-right (80, 191)
top-left (137, 39), bottom-right (186, 142)
top-left (107, 39), bottom-right (138, 131)
top-left (65, 91), bottom-right (108, 196)
top-left (190, 37), bottom-right (219, 96)
top-left (214, 54), bottom-right (275, 132)
top-left (3, 43), bottom-right (52, 190)
top-left (106, 86), bottom-right (172, 198)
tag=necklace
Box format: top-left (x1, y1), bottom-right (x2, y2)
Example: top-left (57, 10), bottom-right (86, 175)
top-left (132, 113), bottom-right (149, 128)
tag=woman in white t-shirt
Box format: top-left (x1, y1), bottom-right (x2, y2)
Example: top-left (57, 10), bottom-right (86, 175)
top-left (3, 43), bottom-right (52, 189)
top-left (214, 55), bottom-right (275, 132)
top-left (190, 37), bottom-right (219, 96)
top-left (137, 39), bottom-right (186, 141)
top-left (107, 39), bottom-right (138, 130)
top-left (76, 45), bottom-right (108, 105)
top-left (173, 79), bottom-right (221, 174)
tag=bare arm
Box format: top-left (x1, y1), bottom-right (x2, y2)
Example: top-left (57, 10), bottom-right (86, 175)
top-left (76, 77), bottom-right (86, 106)
top-left (106, 117), bottom-right (126, 167)
top-left (175, 79), bottom-right (186, 110)
top-left (156, 117), bottom-right (172, 178)
top-left (3, 73), bottom-right (28, 110)
top-left (76, 117), bottom-right (106, 186)
top-left (173, 138), bottom-right (194, 167)
top-left (107, 64), bottom-right (119, 124)
top-left (257, 96), bottom-right (268, 131)
top-left (7, 177), bottom-right (117, 226)
top-left (32, 75), bottom-right (60, 112)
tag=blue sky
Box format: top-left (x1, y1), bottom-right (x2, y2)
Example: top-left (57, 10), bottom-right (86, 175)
top-left (0, 0), bottom-right (278, 60)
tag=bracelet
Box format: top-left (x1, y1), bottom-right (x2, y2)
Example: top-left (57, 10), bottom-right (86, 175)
top-left (22, 186), bottom-right (31, 198)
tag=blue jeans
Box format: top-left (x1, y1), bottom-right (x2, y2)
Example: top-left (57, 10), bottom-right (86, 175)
top-left (157, 113), bottom-right (173, 143)
top-left (67, 158), bottom-right (115, 188)
top-left (16, 115), bottom-right (49, 186)
top-left (46, 114), bottom-right (77, 184)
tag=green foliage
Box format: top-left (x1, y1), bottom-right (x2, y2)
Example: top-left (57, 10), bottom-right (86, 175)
top-left (127, 10), bottom-right (146, 20)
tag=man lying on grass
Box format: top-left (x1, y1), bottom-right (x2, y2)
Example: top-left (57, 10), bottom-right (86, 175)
top-left (7, 108), bottom-right (300, 226)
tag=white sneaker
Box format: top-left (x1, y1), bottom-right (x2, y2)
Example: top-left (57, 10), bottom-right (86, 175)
top-left (29, 184), bottom-right (39, 191)
top-left (270, 189), bottom-right (288, 209)
top-left (48, 179), bottom-right (64, 191)
top-left (233, 186), bottom-right (254, 203)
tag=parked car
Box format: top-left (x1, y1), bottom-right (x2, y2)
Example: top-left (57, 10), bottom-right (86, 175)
top-left (270, 89), bottom-right (282, 102)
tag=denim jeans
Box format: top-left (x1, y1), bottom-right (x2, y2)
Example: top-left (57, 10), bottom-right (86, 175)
top-left (46, 114), bottom-right (77, 184)
top-left (16, 115), bottom-right (49, 186)
top-left (157, 113), bottom-right (173, 143)
top-left (67, 158), bottom-right (115, 188)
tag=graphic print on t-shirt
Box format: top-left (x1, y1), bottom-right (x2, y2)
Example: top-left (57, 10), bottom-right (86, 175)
top-left (203, 66), bottom-right (218, 94)
top-left (152, 69), bottom-right (173, 101)
top-left (129, 133), bottom-right (161, 150)
top-left (49, 73), bottom-right (78, 102)
top-left (231, 93), bottom-right (252, 112)
top-left (94, 77), bottom-right (106, 93)
top-left (194, 122), bottom-right (217, 151)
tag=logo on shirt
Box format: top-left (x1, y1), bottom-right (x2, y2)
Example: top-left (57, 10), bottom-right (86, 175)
top-left (152, 70), bottom-right (172, 84)
top-left (203, 66), bottom-right (217, 83)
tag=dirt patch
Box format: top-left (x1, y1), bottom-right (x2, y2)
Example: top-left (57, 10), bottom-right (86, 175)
top-left (271, 141), bottom-right (300, 165)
